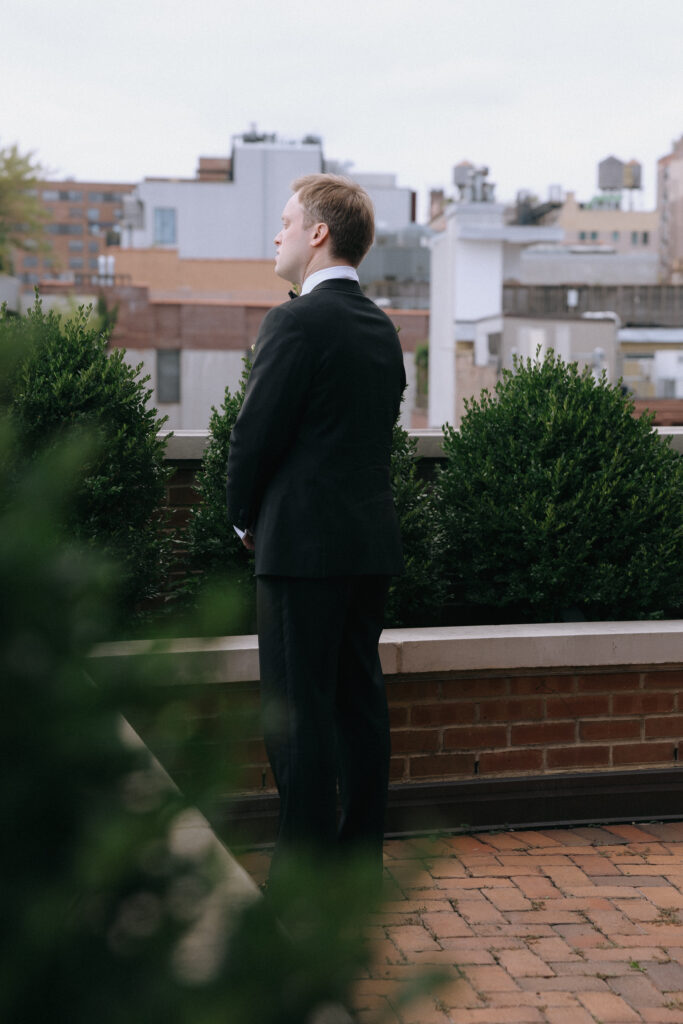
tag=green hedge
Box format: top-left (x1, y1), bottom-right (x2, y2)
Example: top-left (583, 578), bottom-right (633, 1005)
top-left (1, 299), bottom-right (173, 626)
top-left (436, 350), bottom-right (683, 623)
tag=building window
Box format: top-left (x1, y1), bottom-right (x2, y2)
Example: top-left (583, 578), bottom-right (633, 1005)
top-left (23, 255), bottom-right (39, 268)
top-left (590, 231), bottom-right (598, 241)
top-left (631, 231), bottom-right (639, 245)
top-left (68, 240), bottom-right (84, 251)
top-left (612, 231), bottom-right (620, 242)
top-left (42, 189), bottom-right (59, 201)
top-left (69, 258), bottom-right (84, 269)
top-left (154, 207), bottom-right (177, 245)
top-left (87, 208), bottom-right (99, 222)
top-left (157, 350), bottom-right (180, 403)
top-left (89, 242), bottom-right (99, 253)
top-left (579, 231), bottom-right (586, 241)
top-left (89, 190), bottom-right (123, 203)
top-left (642, 231), bottom-right (649, 245)
top-left (46, 223), bottom-right (83, 235)
top-left (89, 258), bottom-right (99, 270)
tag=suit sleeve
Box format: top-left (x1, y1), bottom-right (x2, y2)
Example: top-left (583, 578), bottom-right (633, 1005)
top-left (226, 303), bottom-right (314, 531)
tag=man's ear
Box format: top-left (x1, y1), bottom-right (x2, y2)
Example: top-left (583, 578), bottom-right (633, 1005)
top-left (310, 221), bottom-right (329, 249)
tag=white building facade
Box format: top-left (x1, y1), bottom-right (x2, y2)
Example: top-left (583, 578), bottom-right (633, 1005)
top-left (122, 135), bottom-right (416, 261)
top-left (428, 170), bottom-right (563, 428)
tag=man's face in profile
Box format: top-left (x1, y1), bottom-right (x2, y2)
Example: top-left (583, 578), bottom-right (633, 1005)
top-left (274, 192), bottom-right (316, 286)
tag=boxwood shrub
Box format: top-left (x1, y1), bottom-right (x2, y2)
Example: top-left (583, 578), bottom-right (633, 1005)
top-left (437, 350), bottom-right (683, 623)
top-left (182, 359), bottom-right (257, 633)
top-left (1, 299), bottom-right (173, 626)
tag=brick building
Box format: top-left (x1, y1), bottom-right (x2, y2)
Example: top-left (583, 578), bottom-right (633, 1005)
top-left (13, 180), bottom-right (134, 286)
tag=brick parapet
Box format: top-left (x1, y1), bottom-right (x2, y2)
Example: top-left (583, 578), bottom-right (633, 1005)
top-left (385, 667), bottom-right (683, 784)
top-left (92, 627), bottom-right (683, 800)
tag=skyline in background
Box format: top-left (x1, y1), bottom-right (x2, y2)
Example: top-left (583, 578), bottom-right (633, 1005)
top-left (4, 0), bottom-right (683, 221)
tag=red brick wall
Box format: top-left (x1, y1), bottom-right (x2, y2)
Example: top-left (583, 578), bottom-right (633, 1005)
top-left (386, 669), bottom-right (683, 784)
top-left (196, 667), bottom-right (683, 795)
top-left (166, 465), bottom-right (200, 532)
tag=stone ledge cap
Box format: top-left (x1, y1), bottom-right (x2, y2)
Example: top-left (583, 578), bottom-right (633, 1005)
top-left (92, 620), bottom-right (683, 683)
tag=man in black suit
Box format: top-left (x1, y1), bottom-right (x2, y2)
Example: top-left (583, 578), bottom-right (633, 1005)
top-left (226, 174), bottom-right (405, 887)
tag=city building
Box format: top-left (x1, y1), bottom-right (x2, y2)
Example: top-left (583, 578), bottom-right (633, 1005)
top-left (428, 166), bottom-right (563, 427)
top-left (658, 134), bottom-right (683, 284)
top-left (7, 130), bottom-right (423, 427)
top-left (359, 223), bottom-right (433, 310)
top-left (502, 283), bottom-right (683, 409)
top-left (548, 191), bottom-right (658, 256)
top-left (121, 131), bottom-right (416, 260)
top-left (505, 183), bottom-right (660, 287)
top-left (13, 180), bottom-right (134, 286)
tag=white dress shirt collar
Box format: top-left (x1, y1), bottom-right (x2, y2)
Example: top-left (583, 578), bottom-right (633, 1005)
top-left (300, 265), bottom-right (359, 296)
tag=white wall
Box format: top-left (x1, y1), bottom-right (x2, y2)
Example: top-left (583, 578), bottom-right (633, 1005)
top-left (454, 239), bottom-right (503, 322)
top-left (428, 230), bottom-right (456, 428)
top-left (474, 316), bottom-right (503, 367)
top-left (123, 348), bottom-right (248, 430)
top-left (232, 142), bottom-right (324, 258)
top-left (127, 143), bottom-right (419, 261)
top-left (129, 141), bottom-right (322, 260)
top-left (654, 349), bottom-right (683, 397)
top-left (502, 318), bottom-right (617, 381)
top-left (354, 174), bottom-right (414, 231)
top-left (122, 345), bottom-right (414, 431)
top-left (513, 248), bottom-right (659, 286)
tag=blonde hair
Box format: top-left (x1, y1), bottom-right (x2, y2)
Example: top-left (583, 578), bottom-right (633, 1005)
top-left (291, 173), bottom-right (375, 267)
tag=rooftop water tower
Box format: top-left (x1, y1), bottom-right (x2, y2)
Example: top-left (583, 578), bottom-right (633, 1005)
top-left (598, 156), bottom-right (642, 208)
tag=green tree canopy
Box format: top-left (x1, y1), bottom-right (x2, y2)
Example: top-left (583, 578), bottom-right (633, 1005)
top-left (0, 142), bottom-right (50, 274)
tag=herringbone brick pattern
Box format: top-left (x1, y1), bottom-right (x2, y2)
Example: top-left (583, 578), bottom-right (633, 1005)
top-left (239, 822), bottom-right (683, 1022)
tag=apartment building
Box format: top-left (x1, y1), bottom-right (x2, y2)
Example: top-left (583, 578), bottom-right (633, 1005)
top-left (658, 135), bottom-right (683, 284)
top-left (551, 191), bottom-right (658, 255)
top-left (14, 181), bottom-right (134, 285)
top-left (499, 186), bottom-right (660, 287)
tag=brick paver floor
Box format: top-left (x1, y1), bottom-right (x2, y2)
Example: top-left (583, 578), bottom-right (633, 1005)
top-left (238, 822), bottom-right (683, 1023)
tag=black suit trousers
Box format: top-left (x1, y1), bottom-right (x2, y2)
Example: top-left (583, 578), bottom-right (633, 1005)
top-left (256, 574), bottom-right (391, 882)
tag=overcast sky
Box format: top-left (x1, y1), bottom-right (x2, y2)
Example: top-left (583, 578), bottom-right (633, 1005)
top-left (4, 0), bottom-right (682, 219)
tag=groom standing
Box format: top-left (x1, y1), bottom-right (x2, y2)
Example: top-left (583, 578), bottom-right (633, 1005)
top-left (226, 174), bottom-right (405, 886)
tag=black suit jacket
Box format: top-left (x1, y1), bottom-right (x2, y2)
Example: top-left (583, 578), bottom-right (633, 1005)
top-left (226, 279), bottom-right (406, 577)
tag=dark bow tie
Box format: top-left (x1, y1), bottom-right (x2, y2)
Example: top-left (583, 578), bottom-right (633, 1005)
top-left (288, 289), bottom-right (299, 300)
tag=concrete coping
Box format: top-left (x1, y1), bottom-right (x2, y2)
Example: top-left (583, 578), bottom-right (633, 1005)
top-left (160, 427), bottom-right (683, 461)
top-left (92, 620), bottom-right (683, 684)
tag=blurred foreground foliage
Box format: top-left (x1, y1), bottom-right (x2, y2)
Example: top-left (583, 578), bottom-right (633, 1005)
top-left (0, 333), bottom-right (424, 1023)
